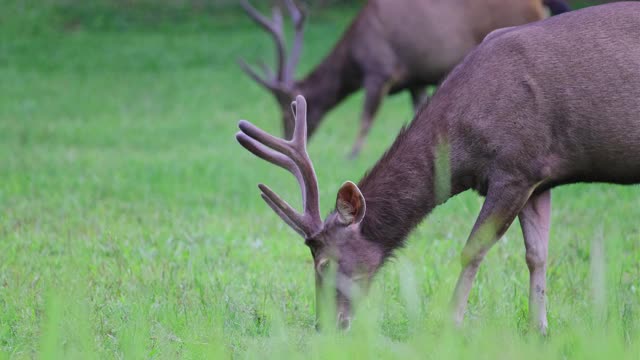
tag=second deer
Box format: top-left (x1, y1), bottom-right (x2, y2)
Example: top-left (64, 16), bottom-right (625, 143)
top-left (239, 0), bottom-right (569, 157)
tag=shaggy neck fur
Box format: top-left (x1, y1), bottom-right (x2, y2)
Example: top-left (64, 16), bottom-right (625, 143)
top-left (357, 107), bottom-right (447, 257)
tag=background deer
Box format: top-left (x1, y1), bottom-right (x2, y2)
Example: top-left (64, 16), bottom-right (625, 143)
top-left (236, 2), bottom-right (640, 333)
top-left (239, 0), bottom-right (570, 157)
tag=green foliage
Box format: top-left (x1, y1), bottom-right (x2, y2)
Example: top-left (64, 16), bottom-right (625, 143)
top-left (1, 2), bottom-right (639, 359)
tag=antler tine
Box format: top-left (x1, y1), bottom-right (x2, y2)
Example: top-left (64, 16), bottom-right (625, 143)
top-left (236, 130), bottom-right (308, 204)
top-left (271, 6), bottom-right (284, 33)
top-left (282, 0), bottom-right (306, 84)
top-left (238, 118), bottom-right (310, 210)
top-left (258, 183), bottom-right (316, 235)
top-left (258, 60), bottom-right (276, 80)
top-left (236, 95), bottom-right (322, 237)
top-left (289, 96), bottom-right (321, 228)
top-left (290, 95), bottom-right (307, 149)
top-left (260, 192), bottom-right (306, 236)
top-left (237, 58), bottom-right (279, 92)
top-left (238, 120), bottom-right (292, 156)
top-left (236, 131), bottom-right (297, 173)
top-left (237, 130), bottom-right (315, 234)
top-left (283, 0), bottom-right (306, 28)
top-left (240, 0), bottom-right (287, 82)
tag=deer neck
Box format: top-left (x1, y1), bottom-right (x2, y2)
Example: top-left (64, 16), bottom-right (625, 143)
top-left (296, 42), bottom-right (361, 136)
top-left (357, 110), bottom-right (462, 257)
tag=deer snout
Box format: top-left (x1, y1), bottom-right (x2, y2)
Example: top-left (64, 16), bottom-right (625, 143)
top-left (336, 297), bottom-right (352, 330)
top-left (337, 312), bottom-right (351, 330)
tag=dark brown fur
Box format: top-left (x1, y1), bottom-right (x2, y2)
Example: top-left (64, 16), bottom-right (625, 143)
top-left (243, 0), bottom-right (566, 157)
top-left (239, 2), bottom-right (635, 331)
top-left (328, 2), bottom-right (640, 326)
top-left (357, 1), bottom-right (640, 252)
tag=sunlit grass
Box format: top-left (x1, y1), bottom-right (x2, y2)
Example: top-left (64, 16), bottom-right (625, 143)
top-left (1, 1), bottom-right (639, 358)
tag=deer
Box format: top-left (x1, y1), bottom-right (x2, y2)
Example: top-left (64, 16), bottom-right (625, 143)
top-left (236, 2), bottom-right (640, 333)
top-left (238, 0), bottom-right (570, 158)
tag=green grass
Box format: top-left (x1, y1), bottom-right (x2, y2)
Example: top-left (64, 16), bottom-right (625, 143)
top-left (1, 2), bottom-right (639, 359)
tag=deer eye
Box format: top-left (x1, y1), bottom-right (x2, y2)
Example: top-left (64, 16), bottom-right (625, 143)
top-left (317, 259), bottom-right (330, 275)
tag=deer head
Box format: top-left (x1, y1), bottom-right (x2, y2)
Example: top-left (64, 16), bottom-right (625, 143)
top-left (236, 96), bottom-right (385, 329)
top-left (238, 0), bottom-right (307, 139)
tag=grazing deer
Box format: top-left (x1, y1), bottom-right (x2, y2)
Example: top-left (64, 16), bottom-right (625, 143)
top-left (236, 2), bottom-right (639, 333)
top-left (239, 0), bottom-right (570, 157)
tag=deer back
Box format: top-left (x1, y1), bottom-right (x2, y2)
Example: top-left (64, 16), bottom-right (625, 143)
top-left (351, 0), bottom-right (547, 85)
top-left (428, 2), bottom-right (640, 191)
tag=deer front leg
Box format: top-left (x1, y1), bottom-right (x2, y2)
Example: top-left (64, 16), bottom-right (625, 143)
top-left (518, 190), bottom-right (551, 335)
top-left (349, 78), bottom-right (390, 158)
top-left (409, 86), bottom-right (428, 113)
top-left (451, 180), bottom-right (535, 326)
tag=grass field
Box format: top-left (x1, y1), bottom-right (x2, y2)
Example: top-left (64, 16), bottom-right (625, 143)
top-left (1, 2), bottom-right (639, 358)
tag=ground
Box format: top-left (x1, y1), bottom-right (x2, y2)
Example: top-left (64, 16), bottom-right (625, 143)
top-left (0, 1), bottom-right (638, 359)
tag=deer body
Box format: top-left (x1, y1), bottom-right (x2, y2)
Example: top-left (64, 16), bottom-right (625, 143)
top-left (438, 10), bottom-right (640, 193)
top-left (345, 0), bottom-right (546, 88)
top-left (240, 0), bottom-right (568, 157)
top-left (360, 3), bottom-right (640, 331)
top-left (237, 2), bottom-right (639, 333)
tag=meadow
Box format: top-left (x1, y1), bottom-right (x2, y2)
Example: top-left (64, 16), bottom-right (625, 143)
top-left (1, 1), bottom-right (639, 358)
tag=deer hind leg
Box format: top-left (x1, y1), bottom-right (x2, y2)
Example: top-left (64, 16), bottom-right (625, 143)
top-left (451, 179), bottom-right (536, 326)
top-left (409, 86), bottom-right (428, 113)
top-left (518, 189), bottom-right (551, 335)
top-left (349, 78), bottom-right (390, 159)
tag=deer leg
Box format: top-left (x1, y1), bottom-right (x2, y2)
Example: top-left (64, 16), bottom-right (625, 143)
top-left (410, 86), bottom-right (428, 113)
top-left (349, 78), bottom-right (390, 158)
top-left (451, 180), bottom-right (535, 326)
top-left (518, 190), bottom-right (551, 335)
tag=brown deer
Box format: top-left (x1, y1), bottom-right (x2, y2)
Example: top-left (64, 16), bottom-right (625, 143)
top-left (238, 0), bottom-right (570, 157)
top-left (236, 2), bottom-right (639, 333)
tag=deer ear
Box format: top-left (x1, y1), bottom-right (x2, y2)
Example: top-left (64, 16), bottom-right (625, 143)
top-left (336, 181), bottom-right (366, 225)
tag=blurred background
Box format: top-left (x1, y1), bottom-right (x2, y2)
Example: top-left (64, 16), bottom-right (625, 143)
top-left (2, 0), bottom-right (639, 358)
